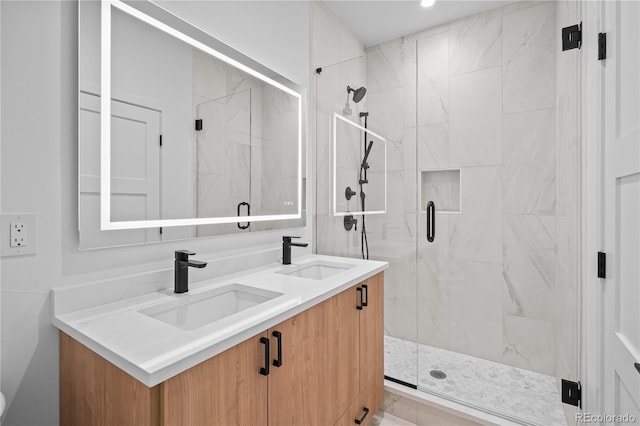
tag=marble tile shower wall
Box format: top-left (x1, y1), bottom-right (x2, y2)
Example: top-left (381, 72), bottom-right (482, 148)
top-left (312, 1), bottom-right (369, 258)
top-left (313, 0), bottom-right (579, 396)
top-left (363, 1), bottom-right (575, 378)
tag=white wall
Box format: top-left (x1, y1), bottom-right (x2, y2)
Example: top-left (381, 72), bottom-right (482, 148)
top-left (0, 1), bottom-right (311, 424)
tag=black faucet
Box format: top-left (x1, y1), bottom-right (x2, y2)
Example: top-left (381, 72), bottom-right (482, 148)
top-left (174, 250), bottom-right (207, 293)
top-left (282, 236), bottom-right (308, 265)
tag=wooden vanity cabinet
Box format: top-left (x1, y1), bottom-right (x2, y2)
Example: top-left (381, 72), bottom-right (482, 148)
top-left (60, 272), bottom-right (384, 426)
top-left (267, 301), bottom-right (329, 426)
top-left (358, 272), bottom-right (384, 392)
top-left (161, 331), bottom-right (268, 425)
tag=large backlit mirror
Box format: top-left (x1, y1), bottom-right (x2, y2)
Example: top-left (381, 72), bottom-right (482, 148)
top-left (78, 1), bottom-right (305, 249)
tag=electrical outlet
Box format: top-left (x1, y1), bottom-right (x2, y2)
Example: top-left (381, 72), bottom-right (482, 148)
top-left (1, 213), bottom-right (36, 257)
top-left (10, 222), bottom-right (28, 247)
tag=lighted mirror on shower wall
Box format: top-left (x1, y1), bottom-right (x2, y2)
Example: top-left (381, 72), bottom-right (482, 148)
top-left (332, 113), bottom-right (387, 216)
top-left (78, 0), bottom-right (305, 249)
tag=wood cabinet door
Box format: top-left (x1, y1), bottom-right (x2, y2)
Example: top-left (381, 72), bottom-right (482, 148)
top-left (161, 332), bottom-right (268, 426)
top-left (334, 369), bottom-right (384, 426)
top-left (325, 286), bottom-right (361, 422)
top-left (60, 332), bottom-right (160, 426)
top-left (359, 273), bottom-right (384, 391)
top-left (268, 302), bottom-right (329, 426)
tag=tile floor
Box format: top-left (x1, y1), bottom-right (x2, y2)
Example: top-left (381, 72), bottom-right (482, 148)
top-left (384, 336), bottom-right (567, 426)
top-left (372, 411), bottom-right (416, 426)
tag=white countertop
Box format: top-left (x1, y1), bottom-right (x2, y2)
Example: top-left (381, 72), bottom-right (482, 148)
top-left (52, 254), bottom-right (387, 387)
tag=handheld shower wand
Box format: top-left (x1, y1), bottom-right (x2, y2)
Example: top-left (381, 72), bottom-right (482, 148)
top-left (361, 140), bottom-right (374, 168)
top-left (359, 141), bottom-right (374, 184)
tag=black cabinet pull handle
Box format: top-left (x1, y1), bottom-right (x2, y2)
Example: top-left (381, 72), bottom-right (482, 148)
top-left (635, 363), bottom-right (640, 374)
top-left (272, 331), bottom-right (283, 367)
top-left (362, 284), bottom-right (369, 307)
top-left (356, 287), bottom-right (363, 310)
top-left (259, 337), bottom-right (270, 376)
top-left (426, 201), bottom-right (435, 242)
top-left (354, 407), bottom-right (370, 425)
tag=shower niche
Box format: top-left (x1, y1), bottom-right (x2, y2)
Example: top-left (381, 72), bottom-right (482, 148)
top-left (420, 169), bottom-right (461, 213)
top-left (332, 113), bottom-right (387, 216)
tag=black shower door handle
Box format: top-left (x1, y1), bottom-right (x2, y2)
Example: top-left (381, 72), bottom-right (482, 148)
top-left (237, 202), bottom-right (250, 230)
top-left (426, 201), bottom-right (435, 242)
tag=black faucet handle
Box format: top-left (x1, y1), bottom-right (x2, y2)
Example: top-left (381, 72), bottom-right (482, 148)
top-left (175, 250), bottom-right (196, 261)
top-left (283, 236), bottom-right (301, 242)
top-left (188, 260), bottom-right (207, 268)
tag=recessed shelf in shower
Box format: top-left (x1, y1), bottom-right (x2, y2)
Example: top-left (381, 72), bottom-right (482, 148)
top-left (420, 169), bottom-right (461, 213)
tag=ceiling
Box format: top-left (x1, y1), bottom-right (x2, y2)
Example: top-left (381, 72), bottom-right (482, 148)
top-left (323, 0), bottom-right (512, 47)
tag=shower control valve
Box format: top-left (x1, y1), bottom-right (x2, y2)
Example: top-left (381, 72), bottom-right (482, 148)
top-left (345, 186), bottom-right (357, 200)
top-left (344, 215), bottom-right (358, 232)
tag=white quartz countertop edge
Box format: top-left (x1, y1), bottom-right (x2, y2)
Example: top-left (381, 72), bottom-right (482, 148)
top-left (52, 254), bottom-right (388, 387)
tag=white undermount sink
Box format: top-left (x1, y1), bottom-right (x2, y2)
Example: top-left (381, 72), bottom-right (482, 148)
top-left (139, 284), bottom-right (283, 331)
top-left (277, 260), bottom-right (354, 280)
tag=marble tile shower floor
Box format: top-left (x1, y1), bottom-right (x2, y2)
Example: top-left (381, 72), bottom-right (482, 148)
top-left (384, 336), bottom-right (567, 426)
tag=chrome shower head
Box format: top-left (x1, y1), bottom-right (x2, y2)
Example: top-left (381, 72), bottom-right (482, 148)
top-left (347, 85), bottom-right (367, 103)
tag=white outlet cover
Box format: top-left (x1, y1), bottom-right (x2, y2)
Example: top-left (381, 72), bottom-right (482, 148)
top-left (1, 214), bottom-right (36, 257)
top-left (10, 222), bottom-right (28, 247)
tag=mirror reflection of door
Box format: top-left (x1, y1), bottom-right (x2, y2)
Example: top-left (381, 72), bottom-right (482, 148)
top-left (196, 89), bottom-right (252, 237)
top-left (79, 93), bottom-right (161, 248)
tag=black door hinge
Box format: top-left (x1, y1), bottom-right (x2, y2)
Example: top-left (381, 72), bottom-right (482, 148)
top-left (562, 23), bottom-right (582, 51)
top-left (159, 227), bottom-right (163, 235)
top-left (561, 379), bottom-right (581, 408)
top-left (598, 251), bottom-right (606, 278)
top-left (598, 32), bottom-right (607, 60)
top-left (195, 119), bottom-right (203, 131)
top-left (159, 135), bottom-right (163, 147)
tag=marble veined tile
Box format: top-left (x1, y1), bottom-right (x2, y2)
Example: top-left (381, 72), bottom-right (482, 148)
top-left (378, 393), bottom-right (418, 425)
top-left (502, 314), bottom-right (556, 375)
top-left (417, 123), bottom-right (449, 170)
top-left (373, 411), bottom-right (417, 426)
top-left (368, 87), bottom-right (405, 142)
top-left (311, 2), bottom-right (340, 68)
top-left (339, 18), bottom-right (365, 63)
top-left (503, 108), bottom-right (556, 214)
top-left (448, 166), bottom-right (502, 263)
top-left (443, 260), bottom-right (504, 361)
top-left (503, 1), bottom-right (556, 113)
top-left (383, 254), bottom-right (418, 343)
top-left (449, 67), bottom-right (502, 167)
top-left (502, 214), bottom-right (556, 321)
top-left (367, 38), bottom-right (403, 93)
top-left (449, 7), bottom-right (502, 75)
top-left (192, 49), bottom-right (226, 101)
top-left (417, 32), bottom-right (449, 126)
top-left (384, 336), bottom-right (567, 426)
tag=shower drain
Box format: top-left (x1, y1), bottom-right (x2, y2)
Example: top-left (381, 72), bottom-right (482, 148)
top-left (429, 370), bottom-right (447, 380)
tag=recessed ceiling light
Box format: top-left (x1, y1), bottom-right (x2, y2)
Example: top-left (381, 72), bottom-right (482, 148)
top-left (421, 0), bottom-right (435, 7)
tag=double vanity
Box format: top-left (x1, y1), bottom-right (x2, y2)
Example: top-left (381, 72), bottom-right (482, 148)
top-left (53, 254), bottom-right (387, 426)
